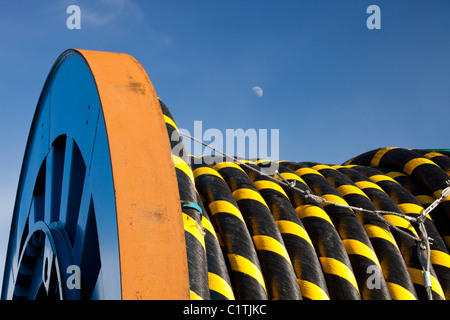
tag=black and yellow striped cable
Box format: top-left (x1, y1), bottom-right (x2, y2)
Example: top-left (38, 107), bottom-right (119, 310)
top-left (195, 196), bottom-right (235, 300)
top-left (160, 99), bottom-right (210, 300)
top-left (336, 165), bottom-right (422, 299)
top-left (413, 149), bottom-right (450, 176)
top-left (214, 161), bottom-right (302, 300)
top-left (192, 158), bottom-right (268, 300)
top-left (346, 147), bottom-right (450, 300)
top-left (274, 163), bottom-right (361, 300)
top-left (383, 168), bottom-right (450, 251)
top-left (348, 165), bottom-right (446, 300)
top-left (242, 161), bottom-right (330, 300)
top-left (372, 168), bottom-right (450, 300)
top-left (346, 147), bottom-right (450, 222)
top-left (286, 162), bottom-right (391, 300)
top-left (321, 164), bottom-right (418, 300)
top-left (155, 99), bottom-right (450, 300)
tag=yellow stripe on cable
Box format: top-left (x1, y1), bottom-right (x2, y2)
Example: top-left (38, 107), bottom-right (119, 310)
top-left (415, 195), bottom-right (436, 205)
top-left (253, 180), bottom-right (289, 199)
top-left (295, 205), bottom-right (335, 226)
top-left (319, 257), bottom-right (360, 293)
top-left (311, 164), bottom-right (335, 172)
top-left (276, 220), bottom-right (314, 248)
top-left (370, 174), bottom-right (399, 184)
top-left (295, 167), bottom-right (324, 177)
top-left (433, 189), bottom-right (450, 202)
top-left (276, 172), bottom-right (306, 184)
top-left (386, 282), bottom-right (417, 300)
top-left (337, 185), bottom-right (370, 199)
top-left (213, 162), bottom-right (247, 174)
top-left (424, 152), bottom-right (445, 159)
top-left (355, 180), bottom-right (385, 192)
top-left (208, 200), bottom-right (246, 223)
top-left (163, 114), bottom-right (178, 130)
top-left (208, 272), bottom-right (235, 300)
top-left (173, 155), bottom-right (196, 186)
top-left (297, 279), bottom-right (330, 300)
top-left (364, 224), bottom-right (399, 249)
top-left (321, 194), bottom-right (349, 207)
top-left (385, 171), bottom-right (407, 179)
top-left (430, 250), bottom-right (450, 269)
top-left (202, 216), bottom-right (218, 239)
top-left (371, 148), bottom-right (397, 167)
top-left (182, 213), bottom-right (206, 250)
top-left (403, 158), bottom-right (439, 176)
top-left (232, 188), bottom-right (269, 209)
top-left (382, 214), bottom-right (419, 237)
top-left (407, 268), bottom-right (445, 300)
top-left (252, 235), bottom-right (292, 263)
top-left (190, 290), bottom-right (203, 300)
top-left (397, 203), bottom-right (424, 214)
top-left (193, 166), bottom-right (225, 180)
top-left (342, 239), bottom-right (382, 270)
top-left (227, 254), bottom-right (267, 294)
top-left (397, 203), bottom-right (433, 221)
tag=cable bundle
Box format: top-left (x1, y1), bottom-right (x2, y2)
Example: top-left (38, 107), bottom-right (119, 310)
top-left (159, 99), bottom-right (450, 300)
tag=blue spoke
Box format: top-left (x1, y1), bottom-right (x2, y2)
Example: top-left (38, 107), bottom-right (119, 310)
top-left (58, 135), bottom-right (74, 228)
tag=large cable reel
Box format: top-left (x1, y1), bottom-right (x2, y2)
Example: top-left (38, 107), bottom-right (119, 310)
top-left (2, 49), bottom-right (450, 300)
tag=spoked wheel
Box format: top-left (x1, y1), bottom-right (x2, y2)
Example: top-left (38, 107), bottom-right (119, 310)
top-left (2, 49), bottom-right (190, 300)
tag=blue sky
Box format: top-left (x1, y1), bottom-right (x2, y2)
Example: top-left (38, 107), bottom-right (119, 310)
top-left (1, 0), bottom-right (450, 290)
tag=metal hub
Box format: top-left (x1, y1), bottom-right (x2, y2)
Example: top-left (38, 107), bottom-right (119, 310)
top-left (13, 221), bottom-right (79, 300)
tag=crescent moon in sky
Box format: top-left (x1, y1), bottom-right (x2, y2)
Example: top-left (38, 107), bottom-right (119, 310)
top-left (252, 86), bottom-right (263, 98)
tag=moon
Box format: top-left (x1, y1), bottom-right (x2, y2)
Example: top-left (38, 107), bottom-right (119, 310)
top-left (252, 86), bottom-right (263, 98)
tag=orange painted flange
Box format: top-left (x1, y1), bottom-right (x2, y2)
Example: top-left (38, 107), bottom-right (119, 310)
top-left (77, 49), bottom-right (190, 300)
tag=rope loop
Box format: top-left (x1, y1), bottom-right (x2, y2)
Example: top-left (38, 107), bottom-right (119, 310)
top-left (417, 221), bottom-right (433, 300)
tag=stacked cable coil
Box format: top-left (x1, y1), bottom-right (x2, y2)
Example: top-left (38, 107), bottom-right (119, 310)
top-left (160, 99), bottom-right (450, 300)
